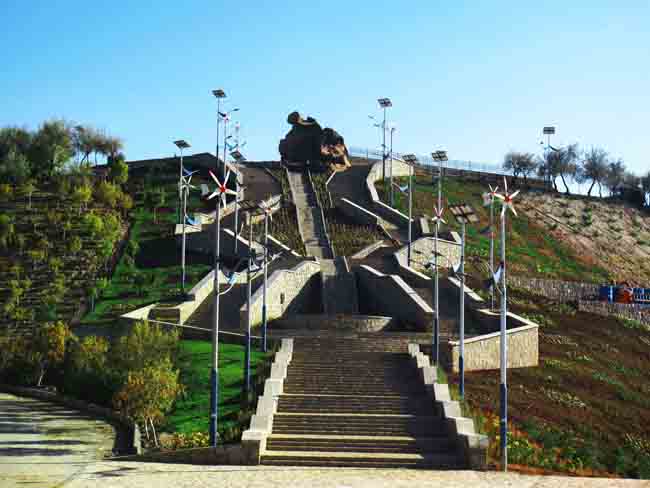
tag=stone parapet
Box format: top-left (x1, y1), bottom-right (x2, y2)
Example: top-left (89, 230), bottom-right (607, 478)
top-left (407, 344), bottom-right (488, 470)
top-left (272, 314), bottom-right (396, 332)
top-left (509, 276), bottom-right (600, 302)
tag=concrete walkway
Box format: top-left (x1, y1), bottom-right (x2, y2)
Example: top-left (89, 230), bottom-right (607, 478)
top-left (64, 462), bottom-right (649, 487)
top-left (0, 392), bottom-right (116, 488)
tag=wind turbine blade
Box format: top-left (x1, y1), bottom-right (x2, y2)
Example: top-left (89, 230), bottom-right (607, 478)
top-left (493, 193), bottom-right (505, 201)
top-left (510, 190), bottom-right (520, 199)
top-left (224, 170), bottom-right (231, 184)
top-left (510, 204), bottom-right (518, 217)
top-left (209, 170), bottom-right (219, 184)
top-left (501, 204), bottom-right (507, 218)
top-left (503, 177), bottom-right (508, 194)
top-left (207, 191), bottom-right (218, 200)
top-left (225, 189), bottom-right (237, 196)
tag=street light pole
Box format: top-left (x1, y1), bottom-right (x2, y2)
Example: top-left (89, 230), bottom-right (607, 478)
top-left (174, 140), bottom-right (191, 294)
top-left (449, 202), bottom-right (478, 399)
top-left (212, 89), bottom-right (226, 172)
top-left (206, 169), bottom-right (236, 447)
top-left (431, 150), bottom-right (448, 367)
top-left (245, 216), bottom-right (253, 394)
top-left (389, 126), bottom-right (395, 208)
top-left (377, 98), bottom-right (392, 184)
top-left (402, 154), bottom-right (418, 267)
top-left (262, 209), bottom-right (269, 353)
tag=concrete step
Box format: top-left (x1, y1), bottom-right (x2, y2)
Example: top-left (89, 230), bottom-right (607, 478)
top-left (260, 450), bottom-right (462, 469)
top-left (265, 434), bottom-right (455, 454)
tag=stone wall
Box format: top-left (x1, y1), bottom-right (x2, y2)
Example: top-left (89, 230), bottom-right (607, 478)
top-left (272, 314), bottom-right (396, 332)
top-left (365, 159), bottom-right (415, 228)
top-left (182, 225), bottom-right (263, 260)
top-left (444, 317), bottom-right (539, 373)
top-left (394, 235), bottom-right (462, 274)
top-left (356, 265), bottom-right (433, 330)
top-left (577, 300), bottom-right (650, 326)
top-left (240, 260), bottom-right (321, 331)
top-left (338, 197), bottom-right (381, 226)
top-left (508, 276), bottom-right (600, 302)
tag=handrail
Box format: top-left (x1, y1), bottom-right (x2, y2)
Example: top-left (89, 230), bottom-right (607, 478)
top-left (306, 168), bottom-right (335, 259)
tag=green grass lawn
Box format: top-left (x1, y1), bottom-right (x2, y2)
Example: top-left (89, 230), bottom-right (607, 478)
top-left (163, 340), bottom-right (270, 437)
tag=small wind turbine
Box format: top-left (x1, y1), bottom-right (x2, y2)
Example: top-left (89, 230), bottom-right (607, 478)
top-left (492, 176), bottom-right (519, 473)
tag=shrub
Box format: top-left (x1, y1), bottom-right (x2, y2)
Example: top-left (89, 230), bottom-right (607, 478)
top-left (27, 321), bottom-right (74, 386)
top-left (83, 212), bottom-right (104, 237)
top-left (111, 320), bottom-right (180, 374)
top-left (113, 357), bottom-right (183, 446)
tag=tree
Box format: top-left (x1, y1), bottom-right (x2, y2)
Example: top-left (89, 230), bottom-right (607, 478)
top-left (62, 219), bottom-right (73, 241)
top-left (71, 335), bottom-right (109, 372)
top-left (70, 235), bottom-right (83, 255)
top-left (111, 320), bottom-right (179, 373)
top-left (605, 159), bottom-right (626, 197)
top-left (95, 181), bottom-right (120, 208)
top-left (105, 137), bottom-right (124, 164)
top-left (29, 119), bottom-right (74, 180)
top-left (48, 256), bottom-right (64, 275)
top-left (578, 147), bottom-right (609, 197)
top-left (117, 191), bottom-right (133, 218)
top-left (98, 238), bottom-right (114, 272)
top-left (0, 148), bottom-right (31, 184)
top-left (146, 187), bottom-right (166, 223)
top-left (20, 179), bottom-right (37, 210)
top-left (0, 183), bottom-right (12, 202)
top-left (539, 144), bottom-right (579, 194)
top-left (29, 321), bottom-right (73, 386)
top-left (0, 214), bottom-right (15, 250)
top-left (112, 357), bottom-right (182, 445)
top-left (103, 212), bottom-right (121, 242)
top-left (109, 157), bottom-right (129, 186)
top-left (72, 184), bottom-right (92, 215)
top-left (503, 152), bottom-right (537, 186)
top-left (0, 126), bottom-right (32, 162)
top-left (83, 212), bottom-right (104, 237)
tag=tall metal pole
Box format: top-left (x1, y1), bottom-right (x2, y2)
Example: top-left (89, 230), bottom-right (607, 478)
top-left (245, 220), bottom-right (252, 394)
top-left (459, 220), bottom-right (466, 398)
top-left (178, 148), bottom-right (183, 225)
top-left (262, 212), bottom-right (268, 353)
top-left (490, 199), bottom-right (495, 311)
top-left (181, 183), bottom-right (187, 294)
top-left (389, 128), bottom-right (394, 207)
top-left (382, 107), bottom-right (386, 183)
top-left (433, 217), bottom-right (440, 366)
top-left (499, 209), bottom-right (508, 471)
top-left (209, 201), bottom-right (221, 446)
top-left (407, 163), bottom-right (413, 266)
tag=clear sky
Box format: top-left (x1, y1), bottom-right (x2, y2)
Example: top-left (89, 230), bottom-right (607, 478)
top-left (2, 1), bottom-right (648, 175)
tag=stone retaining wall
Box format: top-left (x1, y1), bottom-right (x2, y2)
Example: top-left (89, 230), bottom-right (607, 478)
top-left (577, 300), bottom-right (650, 326)
top-left (365, 159), bottom-right (415, 228)
top-left (394, 235), bottom-right (462, 274)
top-left (240, 260), bottom-right (321, 331)
top-left (356, 265), bottom-right (433, 330)
top-left (508, 276), bottom-right (600, 302)
top-left (444, 318), bottom-right (539, 373)
top-left (272, 314), bottom-right (396, 332)
top-left (338, 197), bottom-right (381, 226)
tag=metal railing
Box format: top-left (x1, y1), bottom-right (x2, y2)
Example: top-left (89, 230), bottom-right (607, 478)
top-left (349, 146), bottom-right (513, 177)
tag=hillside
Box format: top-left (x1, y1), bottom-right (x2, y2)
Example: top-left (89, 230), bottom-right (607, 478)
top-left (376, 175), bottom-right (612, 283)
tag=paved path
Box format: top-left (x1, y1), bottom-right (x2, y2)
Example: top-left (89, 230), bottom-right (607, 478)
top-left (0, 392), bottom-right (116, 488)
top-left (64, 462), bottom-right (649, 487)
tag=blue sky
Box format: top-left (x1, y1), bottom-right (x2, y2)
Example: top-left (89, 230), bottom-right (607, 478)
top-left (2, 1), bottom-right (648, 176)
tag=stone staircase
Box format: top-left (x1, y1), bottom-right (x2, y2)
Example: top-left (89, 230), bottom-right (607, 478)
top-left (287, 170), bottom-right (333, 259)
top-left (320, 257), bottom-right (359, 314)
top-left (259, 336), bottom-right (464, 468)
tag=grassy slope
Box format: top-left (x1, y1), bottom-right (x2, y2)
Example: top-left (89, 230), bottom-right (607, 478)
top-left (376, 176), bottom-right (609, 282)
top-left (164, 340), bottom-right (268, 435)
top-left (80, 178), bottom-right (211, 327)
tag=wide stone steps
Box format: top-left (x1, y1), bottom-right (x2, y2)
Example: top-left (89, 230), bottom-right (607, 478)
top-left (265, 435), bottom-right (454, 454)
top-left (260, 450), bottom-right (461, 469)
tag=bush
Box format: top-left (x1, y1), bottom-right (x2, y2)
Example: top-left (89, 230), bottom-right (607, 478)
top-left (111, 320), bottom-right (180, 374)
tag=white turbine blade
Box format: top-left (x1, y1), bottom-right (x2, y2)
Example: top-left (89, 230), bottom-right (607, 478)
top-left (225, 189), bottom-right (237, 196)
top-left (224, 170), bottom-right (231, 184)
top-left (493, 193), bottom-right (505, 201)
top-left (207, 190), bottom-right (218, 200)
top-left (510, 190), bottom-right (520, 199)
top-left (501, 204), bottom-right (507, 218)
top-left (503, 177), bottom-right (508, 194)
top-left (509, 204), bottom-right (518, 217)
top-left (209, 170), bottom-right (220, 185)
top-left (440, 217), bottom-right (446, 224)
top-left (220, 194), bottom-right (227, 208)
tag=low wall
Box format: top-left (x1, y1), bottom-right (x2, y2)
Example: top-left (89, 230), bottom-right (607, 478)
top-left (240, 260), bottom-right (321, 331)
top-left (118, 444), bottom-right (244, 465)
top-left (394, 235), bottom-right (462, 274)
top-left (356, 265), bottom-right (433, 330)
top-left (577, 300), bottom-right (650, 326)
top-left (365, 159), bottom-right (415, 228)
top-left (444, 318), bottom-right (539, 373)
top-left (509, 276), bottom-right (600, 302)
top-left (272, 314), bottom-right (396, 332)
top-left (350, 240), bottom-right (386, 260)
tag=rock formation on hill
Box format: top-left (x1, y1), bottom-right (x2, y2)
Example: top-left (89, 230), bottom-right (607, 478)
top-left (279, 112), bottom-right (351, 171)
